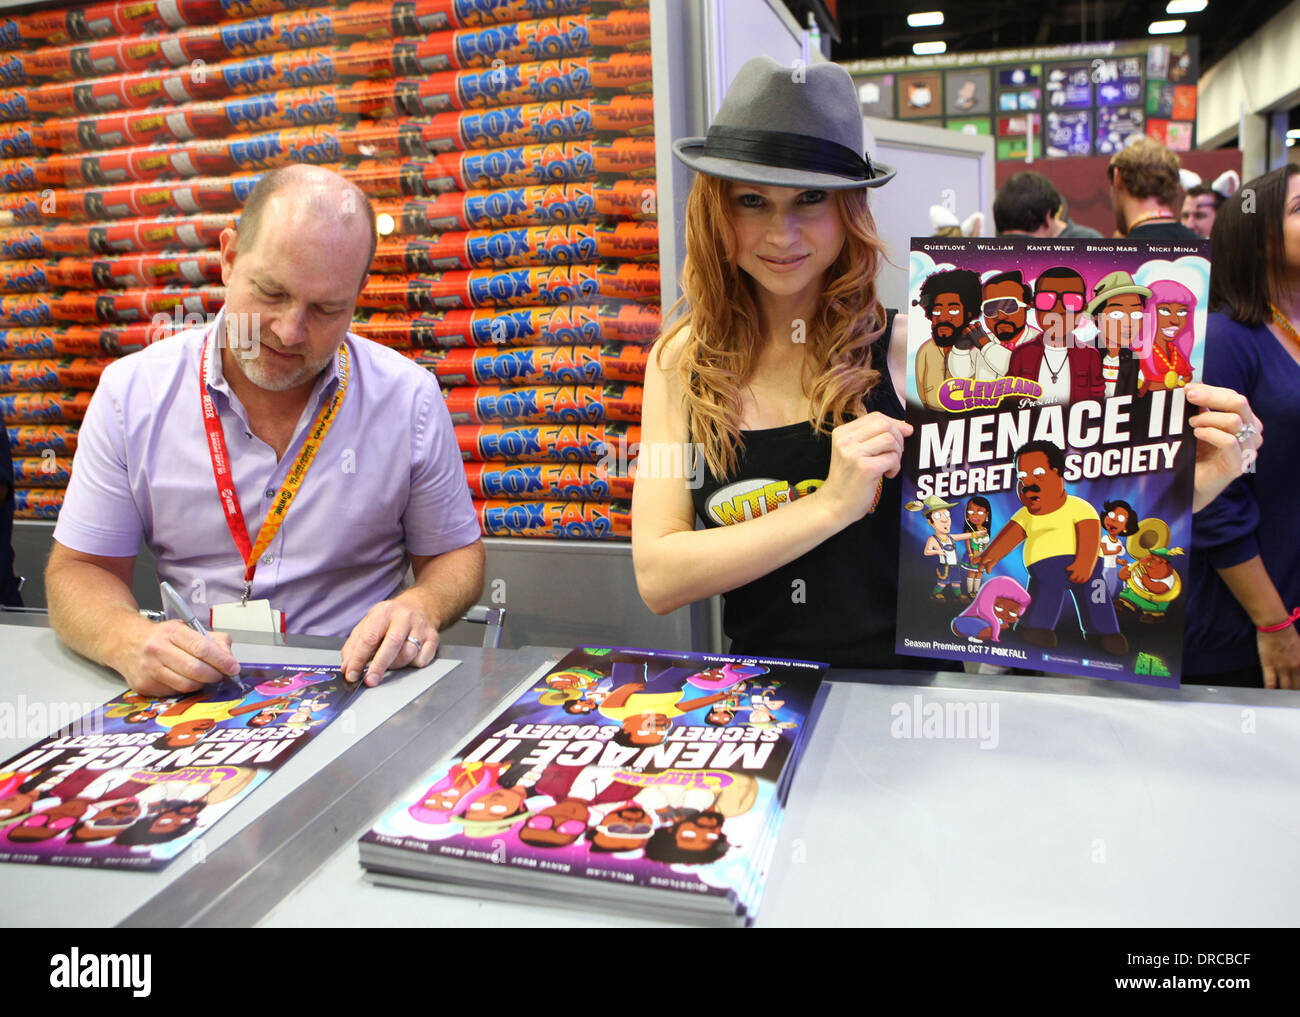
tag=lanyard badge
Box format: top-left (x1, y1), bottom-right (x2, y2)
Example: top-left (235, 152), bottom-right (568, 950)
top-left (199, 334), bottom-right (349, 604)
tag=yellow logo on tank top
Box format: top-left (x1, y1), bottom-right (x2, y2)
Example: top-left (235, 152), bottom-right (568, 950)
top-left (705, 477), bottom-right (823, 525)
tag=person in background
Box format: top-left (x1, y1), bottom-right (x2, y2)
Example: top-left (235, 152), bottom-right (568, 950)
top-left (1179, 169), bottom-right (1241, 240)
top-left (0, 425), bottom-right (21, 608)
top-left (993, 171), bottom-right (1100, 238)
top-left (1186, 163), bottom-right (1300, 689)
top-left (1106, 137), bottom-right (1200, 242)
top-left (928, 204), bottom-right (984, 238)
top-left (1053, 196), bottom-right (1103, 239)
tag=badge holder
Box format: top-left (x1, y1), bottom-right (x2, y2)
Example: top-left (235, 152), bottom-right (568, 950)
top-left (211, 585), bottom-right (284, 634)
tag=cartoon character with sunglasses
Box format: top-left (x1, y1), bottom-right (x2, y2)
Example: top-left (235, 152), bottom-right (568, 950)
top-left (1006, 267), bottom-right (1104, 404)
top-left (948, 270), bottom-right (1041, 383)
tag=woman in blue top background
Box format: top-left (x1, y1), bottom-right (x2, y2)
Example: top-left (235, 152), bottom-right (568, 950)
top-left (1187, 164), bottom-right (1300, 688)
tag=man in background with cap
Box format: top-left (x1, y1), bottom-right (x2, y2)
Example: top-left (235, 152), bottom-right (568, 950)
top-left (46, 165), bottom-right (484, 695)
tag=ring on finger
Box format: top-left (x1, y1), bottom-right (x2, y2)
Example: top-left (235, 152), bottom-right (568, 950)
top-left (406, 636), bottom-right (422, 652)
top-left (1235, 423), bottom-right (1257, 445)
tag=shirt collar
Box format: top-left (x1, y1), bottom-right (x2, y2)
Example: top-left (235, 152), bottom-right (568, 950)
top-left (202, 307), bottom-right (344, 408)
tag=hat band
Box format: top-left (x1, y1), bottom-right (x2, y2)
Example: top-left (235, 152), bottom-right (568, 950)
top-left (701, 125), bottom-right (873, 181)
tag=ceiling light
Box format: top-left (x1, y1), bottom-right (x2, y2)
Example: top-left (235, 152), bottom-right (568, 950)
top-left (907, 11), bottom-right (944, 27)
top-left (1148, 19), bottom-right (1186, 34)
top-left (912, 40), bottom-right (947, 55)
top-left (1165, 0), bottom-right (1207, 13)
top-left (375, 213), bottom-right (396, 236)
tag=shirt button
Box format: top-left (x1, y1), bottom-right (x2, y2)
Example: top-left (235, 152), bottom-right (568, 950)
top-left (261, 554), bottom-right (274, 564)
top-left (264, 488), bottom-right (275, 498)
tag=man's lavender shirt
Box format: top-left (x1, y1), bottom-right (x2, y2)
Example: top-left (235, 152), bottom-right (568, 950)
top-left (54, 312), bottom-right (481, 637)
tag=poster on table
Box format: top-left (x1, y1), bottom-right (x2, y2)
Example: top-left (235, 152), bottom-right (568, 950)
top-left (898, 236), bottom-right (1210, 686)
top-left (359, 646), bottom-right (828, 925)
top-left (0, 664), bottom-right (358, 870)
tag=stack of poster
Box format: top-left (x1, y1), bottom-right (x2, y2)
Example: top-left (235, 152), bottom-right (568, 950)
top-left (358, 646), bottom-right (828, 926)
top-left (897, 237), bottom-right (1210, 686)
top-left (0, 664), bottom-right (358, 869)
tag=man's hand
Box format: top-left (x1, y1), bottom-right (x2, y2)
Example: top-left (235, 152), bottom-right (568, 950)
top-left (113, 616), bottom-right (241, 697)
top-left (340, 591), bottom-right (439, 687)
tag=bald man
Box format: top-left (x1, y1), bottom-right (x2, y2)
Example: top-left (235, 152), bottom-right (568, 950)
top-left (47, 166), bottom-right (484, 694)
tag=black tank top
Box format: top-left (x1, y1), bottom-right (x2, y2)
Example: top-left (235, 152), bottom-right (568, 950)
top-left (691, 310), bottom-right (946, 670)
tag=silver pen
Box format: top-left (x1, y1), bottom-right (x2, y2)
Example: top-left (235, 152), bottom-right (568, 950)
top-left (159, 581), bottom-right (244, 691)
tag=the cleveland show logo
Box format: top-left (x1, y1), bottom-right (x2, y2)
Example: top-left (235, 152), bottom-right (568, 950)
top-left (937, 374), bottom-right (1043, 412)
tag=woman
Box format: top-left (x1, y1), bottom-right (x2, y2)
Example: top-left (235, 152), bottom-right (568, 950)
top-left (1186, 163), bottom-right (1300, 689)
top-left (631, 56), bottom-right (933, 669)
top-left (633, 56), bottom-right (1263, 670)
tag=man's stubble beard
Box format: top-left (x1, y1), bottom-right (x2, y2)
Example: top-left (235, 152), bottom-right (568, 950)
top-left (231, 344), bottom-right (334, 393)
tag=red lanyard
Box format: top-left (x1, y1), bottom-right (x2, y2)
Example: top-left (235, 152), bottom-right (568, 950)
top-left (199, 334), bottom-right (349, 601)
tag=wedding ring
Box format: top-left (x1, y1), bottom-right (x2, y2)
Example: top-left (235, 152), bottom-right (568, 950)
top-left (406, 636), bottom-right (422, 651)
top-left (1235, 424), bottom-right (1257, 445)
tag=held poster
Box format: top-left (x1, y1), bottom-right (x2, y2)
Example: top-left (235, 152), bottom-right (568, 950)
top-left (0, 665), bottom-right (358, 870)
top-left (898, 236), bottom-right (1210, 686)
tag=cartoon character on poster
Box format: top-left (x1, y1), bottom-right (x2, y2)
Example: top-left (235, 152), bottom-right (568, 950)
top-left (1137, 279), bottom-right (1197, 394)
top-left (904, 494), bottom-right (978, 602)
top-left (1117, 517), bottom-right (1184, 621)
top-left (951, 575), bottom-right (1032, 643)
top-left (1099, 498), bottom-right (1139, 597)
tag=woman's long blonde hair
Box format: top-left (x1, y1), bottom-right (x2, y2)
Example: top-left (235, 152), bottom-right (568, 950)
top-left (659, 173), bottom-right (889, 480)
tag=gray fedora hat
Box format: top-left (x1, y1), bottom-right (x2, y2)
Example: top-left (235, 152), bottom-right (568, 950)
top-left (673, 56), bottom-right (896, 190)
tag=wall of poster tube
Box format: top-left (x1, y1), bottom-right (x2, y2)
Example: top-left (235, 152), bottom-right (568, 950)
top-left (0, 0), bottom-right (658, 541)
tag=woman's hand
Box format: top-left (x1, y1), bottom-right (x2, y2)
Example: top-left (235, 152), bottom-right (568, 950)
top-left (1257, 625), bottom-right (1300, 689)
top-left (817, 412), bottom-right (913, 525)
top-left (1186, 383), bottom-right (1263, 512)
